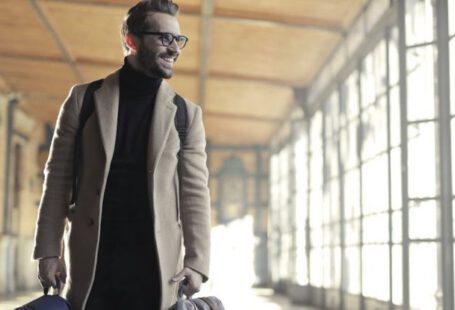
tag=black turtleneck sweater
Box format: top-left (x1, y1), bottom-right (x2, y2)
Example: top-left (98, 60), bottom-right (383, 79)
top-left (102, 58), bottom-right (162, 221)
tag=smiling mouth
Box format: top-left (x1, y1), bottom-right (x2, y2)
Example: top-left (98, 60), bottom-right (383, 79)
top-left (160, 56), bottom-right (175, 64)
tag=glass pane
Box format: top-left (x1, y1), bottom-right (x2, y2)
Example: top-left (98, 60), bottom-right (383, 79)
top-left (408, 122), bottom-right (437, 198)
top-left (295, 134), bottom-right (308, 215)
top-left (311, 111), bottom-right (323, 152)
top-left (390, 86), bottom-right (401, 148)
top-left (326, 136), bottom-right (339, 179)
top-left (362, 244), bottom-right (390, 301)
top-left (280, 233), bottom-right (291, 279)
top-left (323, 225), bottom-right (340, 247)
top-left (362, 154), bottom-right (389, 215)
top-left (391, 147), bottom-right (402, 210)
top-left (310, 189), bottom-right (323, 228)
top-left (296, 247), bottom-right (308, 285)
top-left (389, 27), bottom-right (400, 86)
top-left (409, 200), bottom-right (438, 239)
top-left (405, 0), bottom-right (435, 46)
top-left (295, 134), bottom-right (308, 285)
top-left (310, 248), bottom-right (324, 287)
top-left (451, 119), bottom-right (455, 197)
top-left (279, 147), bottom-right (289, 213)
top-left (451, 39), bottom-right (455, 115)
top-left (344, 246), bottom-right (361, 294)
top-left (323, 226), bottom-right (330, 246)
top-left (361, 53), bottom-right (376, 107)
top-left (344, 169), bottom-right (361, 220)
top-left (310, 116), bottom-right (323, 191)
top-left (330, 180), bottom-right (340, 222)
top-left (450, 0), bottom-right (455, 36)
top-left (409, 242), bottom-right (439, 309)
top-left (363, 213), bottom-right (389, 244)
top-left (361, 41), bottom-right (387, 108)
top-left (341, 71), bottom-right (360, 121)
top-left (407, 45), bottom-right (436, 121)
top-left (392, 211), bottom-right (402, 243)
top-left (340, 120), bottom-right (359, 170)
top-left (325, 92), bottom-right (339, 136)
top-left (361, 96), bottom-right (388, 159)
top-left (345, 219), bottom-right (360, 245)
top-left (323, 247), bottom-right (341, 289)
top-left (311, 227), bottom-right (323, 248)
top-left (270, 153), bottom-right (279, 183)
top-left (392, 245), bottom-right (403, 305)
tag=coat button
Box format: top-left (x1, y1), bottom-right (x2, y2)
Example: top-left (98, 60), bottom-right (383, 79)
top-left (88, 218), bottom-right (95, 226)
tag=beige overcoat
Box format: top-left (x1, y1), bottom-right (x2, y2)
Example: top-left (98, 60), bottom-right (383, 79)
top-left (32, 69), bottom-right (211, 310)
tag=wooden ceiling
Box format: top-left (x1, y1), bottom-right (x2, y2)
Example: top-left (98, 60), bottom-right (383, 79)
top-left (0, 0), bottom-right (367, 145)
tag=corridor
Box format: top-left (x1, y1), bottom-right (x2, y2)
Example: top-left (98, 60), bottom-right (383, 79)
top-left (1, 0), bottom-right (455, 309)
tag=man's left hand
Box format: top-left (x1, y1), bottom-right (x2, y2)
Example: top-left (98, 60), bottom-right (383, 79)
top-left (171, 267), bottom-right (202, 298)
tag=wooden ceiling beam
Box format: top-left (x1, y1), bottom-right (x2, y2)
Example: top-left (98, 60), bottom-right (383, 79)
top-left (213, 11), bottom-right (345, 34)
top-left (204, 111), bottom-right (282, 123)
top-left (180, 11), bottom-right (345, 34)
top-left (38, 0), bottom-right (202, 14)
top-left (28, 0), bottom-right (84, 83)
top-left (208, 70), bottom-right (306, 88)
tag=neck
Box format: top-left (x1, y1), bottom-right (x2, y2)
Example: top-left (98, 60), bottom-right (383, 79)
top-left (120, 57), bottom-right (162, 97)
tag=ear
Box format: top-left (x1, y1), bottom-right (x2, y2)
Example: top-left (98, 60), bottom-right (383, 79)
top-left (125, 33), bottom-right (139, 55)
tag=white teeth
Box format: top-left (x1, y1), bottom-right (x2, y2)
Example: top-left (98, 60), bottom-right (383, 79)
top-left (162, 57), bottom-right (174, 63)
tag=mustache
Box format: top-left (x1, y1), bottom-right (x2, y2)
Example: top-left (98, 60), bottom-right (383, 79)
top-left (160, 51), bottom-right (178, 58)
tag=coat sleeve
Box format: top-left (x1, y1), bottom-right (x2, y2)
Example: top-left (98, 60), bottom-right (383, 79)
top-left (32, 85), bottom-right (80, 260)
top-left (180, 105), bottom-right (211, 282)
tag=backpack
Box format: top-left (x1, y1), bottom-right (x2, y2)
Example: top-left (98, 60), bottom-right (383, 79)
top-left (70, 79), bottom-right (188, 205)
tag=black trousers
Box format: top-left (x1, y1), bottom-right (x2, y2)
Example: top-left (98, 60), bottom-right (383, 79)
top-left (85, 217), bottom-right (161, 310)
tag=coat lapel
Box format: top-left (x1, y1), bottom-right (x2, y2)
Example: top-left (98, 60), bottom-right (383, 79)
top-left (94, 70), bottom-right (120, 160)
top-left (148, 80), bottom-right (177, 175)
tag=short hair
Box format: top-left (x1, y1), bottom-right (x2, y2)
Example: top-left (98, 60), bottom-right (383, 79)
top-left (121, 0), bottom-right (180, 53)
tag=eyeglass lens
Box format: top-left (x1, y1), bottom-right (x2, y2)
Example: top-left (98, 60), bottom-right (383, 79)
top-left (162, 33), bottom-right (187, 48)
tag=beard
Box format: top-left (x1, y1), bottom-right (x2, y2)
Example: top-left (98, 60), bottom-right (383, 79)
top-left (136, 43), bottom-right (174, 79)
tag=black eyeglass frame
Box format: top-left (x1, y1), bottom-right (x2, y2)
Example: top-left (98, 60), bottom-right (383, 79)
top-left (138, 31), bottom-right (189, 48)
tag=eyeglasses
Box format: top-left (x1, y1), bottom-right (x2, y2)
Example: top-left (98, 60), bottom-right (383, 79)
top-left (139, 31), bottom-right (189, 49)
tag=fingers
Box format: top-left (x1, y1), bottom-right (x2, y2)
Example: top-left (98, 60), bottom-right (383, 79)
top-left (38, 257), bottom-right (67, 290)
top-left (181, 282), bottom-right (200, 298)
top-left (172, 268), bottom-right (202, 298)
top-left (56, 270), bottom-right (67, 284)
top-left (38, 271), bottom-right (56, 289)
top-left (171, 269), bottom-right (186, 283)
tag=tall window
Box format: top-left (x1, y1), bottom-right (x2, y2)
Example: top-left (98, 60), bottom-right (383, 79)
top-left (448, 0), bottom-right (455, 303)
top-left (406, 1), bottom-right (440, 309)
top-left (295, 128), bottom-right (309, 285)
top-left (309, 111), bottom-right (324, 287)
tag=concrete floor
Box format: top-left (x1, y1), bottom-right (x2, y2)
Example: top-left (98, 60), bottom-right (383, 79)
top-left (0, 288), bottom-right (318, 310)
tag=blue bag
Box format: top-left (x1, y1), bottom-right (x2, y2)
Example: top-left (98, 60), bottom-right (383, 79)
top-left (15, 281), bottom-right (71, 310)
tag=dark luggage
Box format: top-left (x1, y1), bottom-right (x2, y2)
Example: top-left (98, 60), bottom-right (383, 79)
top-left (15, 283), bottom-right (70, 310)
top-left (170, 284), bottom-right (225, 310)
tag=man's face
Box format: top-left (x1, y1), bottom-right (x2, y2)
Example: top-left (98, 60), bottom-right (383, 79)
top-left (135, 12), bottom-right (181, 79)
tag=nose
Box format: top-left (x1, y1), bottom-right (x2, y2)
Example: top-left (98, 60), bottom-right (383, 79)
top-left (168, 39), bottom-right (180, 55)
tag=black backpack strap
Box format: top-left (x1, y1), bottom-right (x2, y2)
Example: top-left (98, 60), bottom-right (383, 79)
top-left (70, 79), bottom-right (103, 205)
top-left (173, 93), bottom-right (188, 147)
top-left (173, 93), bottom-right (188, 221)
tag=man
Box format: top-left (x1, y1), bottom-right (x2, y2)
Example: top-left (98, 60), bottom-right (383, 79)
top-left (32, 1), bottom-right (211, 309)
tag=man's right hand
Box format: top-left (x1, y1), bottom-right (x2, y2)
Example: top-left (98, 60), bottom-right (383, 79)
top-left (38, 256), bottom-right (67, 290)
